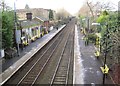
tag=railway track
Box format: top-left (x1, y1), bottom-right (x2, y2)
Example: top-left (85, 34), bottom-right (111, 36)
top-left (50, 23), bottom-right (74, 85)
top-left (33, 19), bottom-right (75, 85)
top-left (3, 18), bottom-right (75, 85)
top-left (17, 25), bottom-right (70, 85)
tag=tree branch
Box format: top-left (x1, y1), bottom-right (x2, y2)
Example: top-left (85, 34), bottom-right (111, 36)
top-left (86, 1), bottom-right (94, 18)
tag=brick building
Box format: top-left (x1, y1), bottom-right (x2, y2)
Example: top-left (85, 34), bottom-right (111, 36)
top-left (16, 8), bottom-right (56, 20)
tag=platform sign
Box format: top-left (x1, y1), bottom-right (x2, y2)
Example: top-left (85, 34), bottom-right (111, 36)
top-left (0, 49), bottom-right (4, 58)
top-left (92, 23), bottom-right (100, 26)
top-left (15, 30), bottom-right (21, 44)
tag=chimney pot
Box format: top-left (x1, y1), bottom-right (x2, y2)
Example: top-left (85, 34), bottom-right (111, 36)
top-left (26, 13), bottom-right (32, 20)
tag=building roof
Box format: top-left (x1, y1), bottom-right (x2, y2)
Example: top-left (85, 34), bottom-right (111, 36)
top-left (33, 16), bottom-right (49, 22)
top-left (16, 8), bottom-right (50, 20)
top-left (19, 19), bottom-right (40, 29)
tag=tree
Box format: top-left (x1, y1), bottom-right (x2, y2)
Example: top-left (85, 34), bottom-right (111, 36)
top-left (0, 1), bottom-right (12, 12)
top-left (97, 10), bottom-right (109, 35)
top-left (25, 4), bottom-right (30, 9)
top-left (77, 2), bottom-right (91, 17)
top-left (2, 11), bottom-right (14, 49)
top-left (56, 8), bottom-right (71, 20)
top-left (86, 1), bottom-right (94, 18)
top-left (98, 11), bottom-right (120, 75)
top-left (77, 1), bottom-right (115, 23)
top-left (49, 9), bottom-right (54, 20)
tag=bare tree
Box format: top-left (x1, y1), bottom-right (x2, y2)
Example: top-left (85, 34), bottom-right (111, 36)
top-left (78, 1), bottom-right (115, 18)
top-left (25, 4), bottom-right (30, 9)
top-left (86, 1), bottom-right (94, 18)
top-left (0, 0), bottom-right (12, 12)
top-left (56, 8), bottom-right (71, 20)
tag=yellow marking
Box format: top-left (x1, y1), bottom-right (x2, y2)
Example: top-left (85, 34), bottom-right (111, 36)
top-left (94, 51), bottom-right (100, 57)
top-left (23, 40), bottom-right (28, 45)
top-left (100, 64), bottom-right (109, 74)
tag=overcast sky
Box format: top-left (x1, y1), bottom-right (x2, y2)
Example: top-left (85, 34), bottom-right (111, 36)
top-left (4, 0), bottom-right (119, 15)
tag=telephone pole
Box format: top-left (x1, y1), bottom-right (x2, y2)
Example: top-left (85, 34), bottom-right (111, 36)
top-left (14, 1), bottom-right (20, 56)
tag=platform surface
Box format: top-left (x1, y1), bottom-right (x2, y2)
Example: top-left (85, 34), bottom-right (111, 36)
top-left (73, 25), bottom-right (114, 84)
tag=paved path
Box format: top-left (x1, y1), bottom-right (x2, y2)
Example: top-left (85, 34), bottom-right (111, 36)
top-left (74, 25), bottom-right (114, 84)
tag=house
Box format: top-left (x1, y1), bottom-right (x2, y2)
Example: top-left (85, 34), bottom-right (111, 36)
top-left (17, 13), bottom-right (46, 49)
top-left (33, 16), bottom-right (49, 33)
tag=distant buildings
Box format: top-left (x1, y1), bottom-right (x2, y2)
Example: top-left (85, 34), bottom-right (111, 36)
top-left (16, 7), bottom-right (56, 20)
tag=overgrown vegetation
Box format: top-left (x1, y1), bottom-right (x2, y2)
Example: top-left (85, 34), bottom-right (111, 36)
top-left (78, 1), bottom-right (120, 77)
top-left (78, 1), bottom-right (120, 82)
top-left (1, 1), bottom-right (18, 59)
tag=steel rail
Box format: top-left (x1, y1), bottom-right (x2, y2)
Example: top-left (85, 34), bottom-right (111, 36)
top-left (32, 25), bottom-right (71, 85)
top-left (31, 28), bottom-right (69, 86)
top-left (17, 27), bottom-right (67, 85)
top-left (65, 27), bottom-right (74, 85)
top-left (50, 27), bottom-right (72, 85)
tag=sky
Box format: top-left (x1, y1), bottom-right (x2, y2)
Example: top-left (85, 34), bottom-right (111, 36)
top-left (4, 0), bottom-right (119, 15)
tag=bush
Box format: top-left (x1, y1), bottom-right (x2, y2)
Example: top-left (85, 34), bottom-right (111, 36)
top-left (87, 33), bottom-right (97, 43)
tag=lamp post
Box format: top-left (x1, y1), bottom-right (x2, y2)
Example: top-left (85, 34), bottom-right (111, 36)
top-left (14, 1), bottom-right (20, 56)
top-left (92, 23), bottom-right (101, 51)
top-left (82, 17), bottom-right (90, 33)
top-left (102, 24), bottom-right (109, 84)
top-left (86, 17), bottom-right (90, 32)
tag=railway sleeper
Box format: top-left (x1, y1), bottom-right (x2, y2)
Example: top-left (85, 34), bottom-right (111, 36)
top-left (54, 77), bottom-right (66, 81)
top-left (54, 79), bottom-right (66, 82)
top-left (22, 80), bottom-right (33, 84)
top-left (55, 76), bottom-right (66, 78)
top-left (35, 66), bottom-right (41, 69)
top-left (30, 71), bottom-right (38, 74)
top-left (57, 72), bottom-right (67, 75)
top-left (58, 68), bottom-right (67, 72)
top-left (59, 66), bottom-right (67, 70)
top-left (56, 75), bottom-right (66, 77)
top-left (53, 80), bottom-right (66, 84)
top-left (22, 77), bottom-right (36, 82)
top-left (32, 70), bottom-right (40, 73)
top-left (27, 74), bottom-right (37, 77)
top-left (26, 76), bottom-right (35, 79)
top-left (26, 76), bottom-right (37, 80)
top-left (60, 65), bottom-right (68, 68)
top-left (60, 63), bottom-right (68, 66)
top-left (22, 82), bottom-right (29, 84)
top-left (22, 79), bottom-right (33, 84)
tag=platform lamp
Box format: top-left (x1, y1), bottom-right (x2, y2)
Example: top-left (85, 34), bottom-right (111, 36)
top-left (14, 0), bottom-right (20, 56)
top-left (102, 23), bottom-right (109, 84)
top-left (91, 23), bottom-right (101, 52)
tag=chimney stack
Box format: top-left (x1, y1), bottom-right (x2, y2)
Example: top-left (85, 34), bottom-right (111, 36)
top-left (26, 13), bottom-right (32, 20)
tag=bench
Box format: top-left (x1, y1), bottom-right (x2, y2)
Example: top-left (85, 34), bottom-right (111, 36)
top-left (100, 64), bottom-right (109, 74)
top-left (5, 48), bottom-right (17, 58)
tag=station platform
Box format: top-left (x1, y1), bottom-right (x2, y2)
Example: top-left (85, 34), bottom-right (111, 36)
top-left (73, 25), bottom-right (114, 84)
top-left (0, 25), bottom-right (66, 85)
